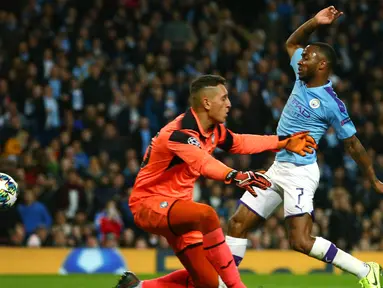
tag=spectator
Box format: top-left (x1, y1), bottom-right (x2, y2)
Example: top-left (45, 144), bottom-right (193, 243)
top-left (95, 200), bottom-right (123, 242)
top-left (9, 224), bottom-right (25, 247)
top-left (0, 205), bottom-right (22, 245)
top-left (329, 189), bottom-right (359, 251)
top-left (56, 169), bottom-right (87, 219)
top-left (17, 189), bottom-right (52, 236)
top-left (26, 225), bottom-right (49, 247)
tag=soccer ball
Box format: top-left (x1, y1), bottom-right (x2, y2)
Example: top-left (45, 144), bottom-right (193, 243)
top-left (0, 173), bottom-right (18, 210)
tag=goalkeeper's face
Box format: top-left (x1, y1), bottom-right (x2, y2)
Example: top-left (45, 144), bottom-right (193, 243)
top-left (206, 84), bottom-right (231, 124)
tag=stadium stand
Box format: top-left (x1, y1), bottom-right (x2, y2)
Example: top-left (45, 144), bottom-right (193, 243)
top-left (0, 0), bottom-right (382, 252)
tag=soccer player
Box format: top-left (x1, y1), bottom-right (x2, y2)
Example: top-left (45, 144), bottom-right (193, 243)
top-left (115, 74), bottom-right (317, 288)
top-left (226, 6), bottom-right (383, 288)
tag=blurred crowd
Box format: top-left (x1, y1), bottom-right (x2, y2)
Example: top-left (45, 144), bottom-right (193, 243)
top-left (0, 0), bottom-right (382, 252)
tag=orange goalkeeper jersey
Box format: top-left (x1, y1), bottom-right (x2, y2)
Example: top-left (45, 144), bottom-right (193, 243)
top-left (129, 108), bottom-right (279, 208)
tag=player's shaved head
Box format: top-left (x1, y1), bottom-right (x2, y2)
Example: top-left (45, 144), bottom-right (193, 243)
top-left (311, 42), bottom-right (337, 71)
top-left (189, 75), bottom-right (227, 109)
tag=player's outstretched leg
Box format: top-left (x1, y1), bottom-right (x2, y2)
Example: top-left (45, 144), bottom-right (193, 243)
top-left (226, 204), bottom-right (265, 266)
top-left (115, 270), bottom-right (192, 288)
top-left (286, 214), bottom-right (382, 288)
top-left (115, 271), bottom-right (141, 288)
top-left (117, 200), bottom-right (243, 288)
top-left (139, 243), bottom-right (222, 288)
top-left (169, 200), bottom-right (245, 288)
top-left (176, 243), bottom-right (224, 288)
top-left (143, 270), bottom-right (192, 288)
top-left (359, 262), bottom-right (382, 288)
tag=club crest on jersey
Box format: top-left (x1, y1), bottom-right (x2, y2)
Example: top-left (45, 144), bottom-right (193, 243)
top-left (187, 137), bottom-right (201, 148)
top-left (309, 98), bottom-right (320, 109)
top-left (160, 201), bottom-right (168, 208)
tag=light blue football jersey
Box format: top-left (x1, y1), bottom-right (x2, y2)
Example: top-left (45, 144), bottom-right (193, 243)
top-left (276, 48), bottom-right (357, 165)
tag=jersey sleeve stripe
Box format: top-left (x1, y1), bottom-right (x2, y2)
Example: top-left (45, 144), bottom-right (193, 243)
top-left (217, 127), bottom-right (233, 151)
top-left (165, 156), bottom-right (184, 170)
top-left (324, 86), bottom-right (346, 113)
top-left (169, 130), bottom-right (192, 144)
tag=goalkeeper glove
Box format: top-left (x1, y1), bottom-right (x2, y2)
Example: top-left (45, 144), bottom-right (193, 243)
top-left (225, 170), bottom-right (271, 195)
top-left (277, 131), bottom-right (317, 156)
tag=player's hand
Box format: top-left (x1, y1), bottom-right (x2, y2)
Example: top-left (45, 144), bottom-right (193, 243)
top-left (314, 6), bottom-right (343, 25)
top-left (373, 179), bottom-right (383, 194)
top-left (277, 131), bottom-right (318, 156)
top-left (225, 170), bottom-right (271, 195)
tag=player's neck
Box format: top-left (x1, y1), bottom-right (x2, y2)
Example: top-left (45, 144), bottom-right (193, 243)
top-left (306, 76), bottom-right (328, 88)
top-left (195, 110), bottom-right (215, 133)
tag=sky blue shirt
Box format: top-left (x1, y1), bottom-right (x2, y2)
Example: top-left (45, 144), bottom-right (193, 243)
top-left (276, 48), bottom-right (357, 165)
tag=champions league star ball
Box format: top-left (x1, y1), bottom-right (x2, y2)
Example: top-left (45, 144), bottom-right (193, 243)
top-left (0, 173), bottom-right (18, 210)
top-left (59, 248), bottom-right (127, 274)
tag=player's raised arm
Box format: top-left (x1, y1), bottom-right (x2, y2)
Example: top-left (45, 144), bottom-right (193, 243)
top-left (286, 6), bottom-right (343, 58)
top-left (343, 135), bottom-right (383, 194)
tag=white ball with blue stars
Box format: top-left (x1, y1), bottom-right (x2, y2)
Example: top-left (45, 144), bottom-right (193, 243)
top-left (0, 173), bottom-right (18, 210)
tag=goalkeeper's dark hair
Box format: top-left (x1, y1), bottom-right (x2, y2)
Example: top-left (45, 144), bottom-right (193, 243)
top-left (189, 74), bottom-right (227, 108)
top-left (311, 42), bottom-right (337, 71)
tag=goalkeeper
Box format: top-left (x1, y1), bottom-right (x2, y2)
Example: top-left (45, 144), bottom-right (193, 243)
top-left (115, 74), bottom-right (316, 288)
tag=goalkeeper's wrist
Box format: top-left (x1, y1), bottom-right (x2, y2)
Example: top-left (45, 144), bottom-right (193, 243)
top-left (278, 135), bottom-right (290, 141)
top-left (224, 169), bottom-right (238, 184)
top-left (276, 135), bottom-right (290, 149)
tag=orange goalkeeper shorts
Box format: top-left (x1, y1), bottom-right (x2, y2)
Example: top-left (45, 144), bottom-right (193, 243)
top-left (131, 196), bottom-right (203, 253)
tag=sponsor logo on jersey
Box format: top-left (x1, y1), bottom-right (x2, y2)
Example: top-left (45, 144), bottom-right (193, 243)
top-left (291, 98), bottom-right (311, 118)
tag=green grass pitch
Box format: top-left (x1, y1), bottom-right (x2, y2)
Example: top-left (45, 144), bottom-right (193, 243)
top-left (0, 274), bottom-right (361, 287)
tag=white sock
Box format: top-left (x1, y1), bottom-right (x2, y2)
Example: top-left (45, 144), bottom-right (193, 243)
top-left (309, 237), bottom-right (370, 279)
top-left (225, 235), bottom-right (248, 266)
